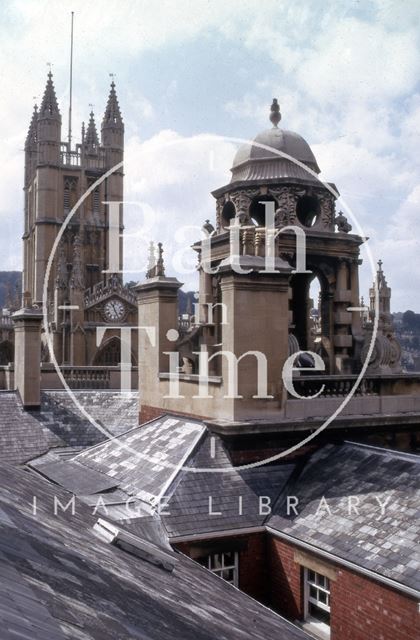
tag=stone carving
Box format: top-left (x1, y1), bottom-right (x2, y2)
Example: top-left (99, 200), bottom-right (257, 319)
top-left (335, 211), bottom-right (352, 233)
top-left (230, 191), bottom-right (252, 225)
top-left (270, 186), bottom-right (303, 226)
top-left (55, 244), bottom-right (68, 289)
top-left (156, 242), bottom-right (165, 276)
top-left (317, 191), bottom-right (335, 227)
top-left (215, 198), bottom-right (223, 231)
top-left (70, 235), bottom-right (84, 290)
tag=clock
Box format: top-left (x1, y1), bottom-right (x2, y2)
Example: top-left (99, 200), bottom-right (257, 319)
top-left (103, 298), bottom-right (126, 322)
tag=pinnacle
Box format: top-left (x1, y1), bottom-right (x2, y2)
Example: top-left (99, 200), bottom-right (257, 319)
top-left (85, 110), bottom-right (99, 149)
top-left (102, 81), bottom-right (123, 128)
top-left (39, 71), bottom-right (61, 119)
top-left (25, 104), bottom-right (38, 148)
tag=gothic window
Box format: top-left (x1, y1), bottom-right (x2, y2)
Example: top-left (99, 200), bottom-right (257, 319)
top-left (93, 187), bottom-right (100, 214)
top-left (93, 337), bottom-right (137, 366)
top-left (296, 195), bottom-right (319, 227)
top-left (87, 179), bottom-right (100, 216)
top-left (0, 341), bottom-right (13, 365)
top-left (63, 177), bottom-right (78, 215)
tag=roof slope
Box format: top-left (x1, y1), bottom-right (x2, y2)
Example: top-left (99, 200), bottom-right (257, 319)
top-left (268, 442), bottom-right (420, 593)
top-left (163, 433), bottom-right (295, 538)
top-left (0, 464), bottom-right (308, 640)
top-left (0, 392), bottom-right (50, 465)
top-left (73, 415), bottom-right (206, 510)
top-left (0, 390), bottom-right (140, 467)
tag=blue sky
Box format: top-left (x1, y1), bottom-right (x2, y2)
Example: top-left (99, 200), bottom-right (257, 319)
top-left (1, 0), bottom-right (420, 309)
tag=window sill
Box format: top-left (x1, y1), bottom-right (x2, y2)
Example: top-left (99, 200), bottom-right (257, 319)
top-left (300, 618), bottom-right (330, 640)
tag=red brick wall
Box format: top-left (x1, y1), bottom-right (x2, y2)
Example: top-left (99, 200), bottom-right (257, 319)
top-left (268, 536), bottom-right (303, 620)
top-left (268, 536), bottom-right (419, 640)
top-left (174, 533), bottom-right (268, 602)
top-left (139, 404), bottom-right (207, 424)
top-left (139, 405), bottom-right (165, 424)
top-left (238, 532), bottom-right (268, 603)
top-left (331, 566), bottom-right (419, 640)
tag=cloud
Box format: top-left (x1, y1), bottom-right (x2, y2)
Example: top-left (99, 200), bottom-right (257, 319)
top-left (123, 130), bottom-right (235, 288)
top-left (1, 0), bottom-right (420, 309)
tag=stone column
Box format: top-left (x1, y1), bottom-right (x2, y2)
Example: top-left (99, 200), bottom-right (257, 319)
top-left (218, 257), bottom-right (291, 420)
top-left (350, 258), bottom-right (362, 334)
top-left (135, 276), bottom-right (182, 421)
top-left (12, 307), bottom-right (43, 408)
top-left (333, 259), bottom-right (353, 372)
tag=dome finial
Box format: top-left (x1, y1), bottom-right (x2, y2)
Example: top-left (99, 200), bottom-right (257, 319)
top-left (270, 98), bottom-right (281, 128)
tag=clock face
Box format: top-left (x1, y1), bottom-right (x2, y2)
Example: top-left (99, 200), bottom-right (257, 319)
top-left (103, 298), bottom-right (126, 322)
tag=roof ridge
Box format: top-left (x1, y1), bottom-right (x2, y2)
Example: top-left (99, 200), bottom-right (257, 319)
top-left (343, 440), bottom-right (420, 463)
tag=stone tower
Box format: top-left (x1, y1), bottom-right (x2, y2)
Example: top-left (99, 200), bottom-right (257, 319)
top-left (137, 100), bottom-right (374, 422)
top-left (22, 73), bottom-right (138, 368)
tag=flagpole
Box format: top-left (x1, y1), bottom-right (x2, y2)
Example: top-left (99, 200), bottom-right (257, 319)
top-left (68, 11), bottom-right (74, 150)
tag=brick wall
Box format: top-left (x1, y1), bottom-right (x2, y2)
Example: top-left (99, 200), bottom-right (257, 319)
top-left (268, 535), bottom-right (420, 640)
top-left (174, 533), bottom-right (268, 603)
top-left (139, 404), bottom-right (165, 424)
top-left (139, 404), bottom-right (207, 424)
top-left (238, 532), bottom-right (268, 603)
top-left (331, 566), bottom-right (419, 640)
top-left (268, 536), bottom-right (303, 620)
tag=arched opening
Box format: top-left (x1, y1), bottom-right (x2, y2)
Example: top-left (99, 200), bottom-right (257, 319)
top-left (0, 341), bottom-right (13, 365)
top-left (309, 275), bottom-right (322, 351)
top-left (289, 270), bottom-right (329, 362)
top-left (221, 201), bottom-right (236, 229)
top-left (296, 195), bottom-right (319, 227)
top-left (93, 337), bottom-right (137, 366)
top-left (249, 196), bottom-right (277, 226)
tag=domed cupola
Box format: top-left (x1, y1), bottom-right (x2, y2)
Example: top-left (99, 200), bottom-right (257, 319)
top-left (211, 99), bottom-right (338, 234)
top-left (230, 99), bottom-right (320, 184)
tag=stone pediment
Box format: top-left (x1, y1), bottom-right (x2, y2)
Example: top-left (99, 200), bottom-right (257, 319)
top-left (84, 275), bottom-right (137, 310)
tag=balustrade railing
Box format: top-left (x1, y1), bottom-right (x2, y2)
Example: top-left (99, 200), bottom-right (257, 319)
top-left (289, 375), bottom-right (381, 399)
top-left (62, 367), bottom-right (110, 390)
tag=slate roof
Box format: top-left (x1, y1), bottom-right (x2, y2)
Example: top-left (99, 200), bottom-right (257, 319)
top-left (0, 390), bottom-right (139, 466)
top-left (30, 390), bottom-right (139, 448)
top-left (0, 392), bottom-right (50, 465)
top-left (163, 433), bottom-right (296, 538)
top-left (65, 415), bottom-right (205, 510)
top-left (268, 442), bottom-right (420, 594)
top-left (0, 464), bottom-right (308, 640)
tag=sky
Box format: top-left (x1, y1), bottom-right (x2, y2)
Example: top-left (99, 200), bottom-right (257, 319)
top-left (1, 0), bottom-right (420, 310)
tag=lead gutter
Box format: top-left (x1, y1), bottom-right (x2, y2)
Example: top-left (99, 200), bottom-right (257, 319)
top-left (170, 525), bottom-right (265, 544)
top-left (266, 527), bottom-right (420, 601)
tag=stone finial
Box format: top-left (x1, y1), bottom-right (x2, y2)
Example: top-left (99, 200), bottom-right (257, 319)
top-left (156, 242), bottom-right (165, 277)
top-left (85, 111), bottom-right (99, 150)
top-left (102, 80), bottom-right (123, 129)
top-left (39, 71), bottom-right (61, 120)
top-left (23, 291), bottom-right (32, 308)
top-left (376, 259), bottom-right (388, 289)
top-left (335, 211), bottom-right (352, 233)
top-left (25, 104), bottom-right (38, 149)
top-left (270, 98), bottom-right (281, 128)
top-left (203, 219), bottom-right (215, 235)
top-left (146, 241), bottom-right (156, 279)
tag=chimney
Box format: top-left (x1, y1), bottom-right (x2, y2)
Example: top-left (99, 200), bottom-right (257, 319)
top-left (12, 307), bottom-right (43, 408)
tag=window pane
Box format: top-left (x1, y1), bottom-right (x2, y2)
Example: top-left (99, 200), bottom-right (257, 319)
top-left (319, 590), bottom-right (327, 604)
top-left (222, 569), bottom-right (234, 582)
top-left (310, 585), bottom-right (318, 599)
